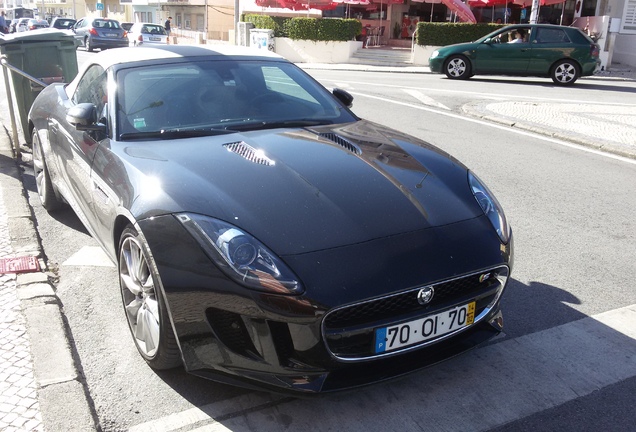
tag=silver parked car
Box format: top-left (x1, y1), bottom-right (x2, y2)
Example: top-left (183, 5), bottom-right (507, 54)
top-left (126, 22), bottom-right (168, 46)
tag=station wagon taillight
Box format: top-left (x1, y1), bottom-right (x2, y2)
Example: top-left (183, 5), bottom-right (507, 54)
top-left (591, 44), bottom-right (599, 58)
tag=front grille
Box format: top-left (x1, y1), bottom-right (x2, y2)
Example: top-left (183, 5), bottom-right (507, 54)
top-left (322, 266), bottom-right (509, 361)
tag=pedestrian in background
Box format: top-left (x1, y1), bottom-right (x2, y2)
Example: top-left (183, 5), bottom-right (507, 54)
top-left (0, 11), bottom-right (9, 34)
top-left (164, 16), bottom-right (172, 44)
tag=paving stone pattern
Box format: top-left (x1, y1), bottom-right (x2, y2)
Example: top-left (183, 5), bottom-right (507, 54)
top-left (0, 186), bottom-right (43, 432)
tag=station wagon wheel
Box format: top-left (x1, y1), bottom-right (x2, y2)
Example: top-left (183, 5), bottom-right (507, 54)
top-left (31, 129), bottom-right (64, 211)
top-left (119, 226), bottom-right (181, 370)
top-left (551, 59), bottom-right (580, 85)
top-left (444, 55), bottom-right (472, 80)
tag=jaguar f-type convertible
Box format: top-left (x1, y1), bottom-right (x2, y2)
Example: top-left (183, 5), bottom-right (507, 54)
top-left (28, 45), bottom-right (513, 393)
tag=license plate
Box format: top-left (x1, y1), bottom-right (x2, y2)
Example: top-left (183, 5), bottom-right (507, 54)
top-left (105, 33), bottom-right (117, 37)
top-left (150, 37), bottom-right (160, 41)
top-left (375, 302), bottom-right (475, 353)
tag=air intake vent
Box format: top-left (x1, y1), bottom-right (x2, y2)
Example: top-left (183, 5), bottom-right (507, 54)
top-left (319, 133), bottom-right (362, 155)
top-left (224, 141), bottom-right (275, 166)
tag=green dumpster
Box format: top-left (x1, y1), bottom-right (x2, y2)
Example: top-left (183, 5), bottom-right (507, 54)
top-left (0, 29), bottom-right (79, 143)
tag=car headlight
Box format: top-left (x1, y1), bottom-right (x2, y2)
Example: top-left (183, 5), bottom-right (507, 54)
top-left (468, 172), bottom-right (511, 244)
top-left (430, 50), bottom-right (440, 59)
top-left (177, 213), bottom-right (303, 295)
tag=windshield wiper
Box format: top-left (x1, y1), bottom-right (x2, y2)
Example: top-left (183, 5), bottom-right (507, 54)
top-left (119, 128), bottom-right (237, 141)
top-left (229, 119), bottom-right (331, 131)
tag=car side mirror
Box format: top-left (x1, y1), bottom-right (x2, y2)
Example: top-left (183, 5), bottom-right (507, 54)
top-left (333, 88), bottom-right (354, 108)
top-left (67, 103), bottom-right (106, 132)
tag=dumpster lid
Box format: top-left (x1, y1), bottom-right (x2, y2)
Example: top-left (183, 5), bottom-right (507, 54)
top-left (0, 29), bottom-right (76, 45)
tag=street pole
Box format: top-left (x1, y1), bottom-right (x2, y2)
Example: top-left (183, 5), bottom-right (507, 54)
top-left (234, 0), bottom-right (239, 44)
top-left (529, 0), bottom-right (540, 23)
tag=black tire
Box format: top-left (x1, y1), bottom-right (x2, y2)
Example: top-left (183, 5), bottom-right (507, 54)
top-left (444, 55), bottom-right (472, 80)
top-left (551, 59), bottom-right (580, 85)
top-left (119, 226), bottom-right (181, 370)
top-left (31, 129), bottom-right (64, 212)
top-left (85, 37), bottom-right (94, 52)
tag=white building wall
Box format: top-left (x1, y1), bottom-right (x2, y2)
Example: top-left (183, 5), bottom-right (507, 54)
top-left (613, 33), bottom-right (636, 66)
top-left (614, 0), bottom-right (636, 67)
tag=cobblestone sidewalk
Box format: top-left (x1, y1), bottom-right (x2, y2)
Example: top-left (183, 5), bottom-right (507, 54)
top-left (0, 185), bottom-right (43, 432)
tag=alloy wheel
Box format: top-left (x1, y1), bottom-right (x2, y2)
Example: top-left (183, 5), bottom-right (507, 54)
top-left (119, 235), bottom-right (160, 357)
top-left (444, 56), bottom-right (471, 80)
top-left (552, 60), bottom-right (579, 85)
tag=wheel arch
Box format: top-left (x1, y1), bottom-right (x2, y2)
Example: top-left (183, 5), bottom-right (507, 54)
top-left (113, 214), bottom-right (136, 259)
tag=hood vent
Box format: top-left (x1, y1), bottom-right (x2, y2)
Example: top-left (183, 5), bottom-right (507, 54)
top-left (319, 133), bottom-right (362, 156)
top-left (224, 141), bottom-right (275, 166)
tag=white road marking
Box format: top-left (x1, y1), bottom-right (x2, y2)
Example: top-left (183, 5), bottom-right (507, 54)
top-left (402, 89), bottom-right (451, 110)
top-left (348, 91), bottom-right (636, 166)
top-left (62, 246), bottom-right (115, 267)
top-left (129, 304), bottom-right (636, 432)
top-left (325, 79), bottom-right (636, 106)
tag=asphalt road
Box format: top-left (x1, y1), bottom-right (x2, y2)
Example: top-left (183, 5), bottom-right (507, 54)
top-left (9, 50), bottom-right (636, 431)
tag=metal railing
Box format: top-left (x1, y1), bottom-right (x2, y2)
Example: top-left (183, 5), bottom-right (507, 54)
top-left (0, 54), bottom-right (50, 157)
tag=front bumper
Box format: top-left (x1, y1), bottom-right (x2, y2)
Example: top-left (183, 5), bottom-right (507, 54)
top-left (139, 214), bottom-right (513, 394)
top-left (429, 56), bottom-right (445, 74)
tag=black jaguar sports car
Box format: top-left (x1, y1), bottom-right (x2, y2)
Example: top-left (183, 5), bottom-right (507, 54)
top-left (28, 45), bottom-right (513, 393)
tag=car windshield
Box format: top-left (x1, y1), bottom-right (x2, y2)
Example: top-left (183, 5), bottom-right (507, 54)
top-left (116, 59), bottom-right (356, 140)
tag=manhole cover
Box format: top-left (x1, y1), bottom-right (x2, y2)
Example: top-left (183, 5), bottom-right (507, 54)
top-left (0, 256), bottom-right (40, 274)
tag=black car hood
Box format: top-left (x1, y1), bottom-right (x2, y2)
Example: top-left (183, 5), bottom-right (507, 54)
top-left (119, 120), bottom-right (483, 256)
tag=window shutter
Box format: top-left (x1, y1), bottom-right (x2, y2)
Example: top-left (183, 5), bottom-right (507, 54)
top-left (622, 0), bottom-right (636, 34)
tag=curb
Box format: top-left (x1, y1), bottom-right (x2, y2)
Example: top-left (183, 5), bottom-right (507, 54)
top-left (0, 127), bottom-right (98, 431)
top-left (460, 103), bottom-right (636, 161)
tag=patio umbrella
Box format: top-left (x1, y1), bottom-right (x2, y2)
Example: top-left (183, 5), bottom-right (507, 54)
top-left (255, 0), bottom-right (287, 7)
top-left (278, 0), bottom-right (339, 11)
top-left (441, 0), bottom-right (477, 23)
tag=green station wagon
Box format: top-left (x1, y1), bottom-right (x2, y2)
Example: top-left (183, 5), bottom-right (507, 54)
top-left (429, 24), bottom-right (600, 85)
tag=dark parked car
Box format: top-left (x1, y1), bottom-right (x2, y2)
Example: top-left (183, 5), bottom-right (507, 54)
top-left (50, 17), bottom-right (76, 30)
top-left (28, 46), bottom-right (513, 394)
top-left (429, 24), bottom-right (600, 85)
top-left (72, 17), bottom-right (128, 51)
top-left (120, 22), bottom-right (133, 32)
top-left (25, 19), bottom-right (50, 31)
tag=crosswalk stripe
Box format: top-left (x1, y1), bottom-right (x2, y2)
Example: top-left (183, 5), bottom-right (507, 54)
top-left (62, 246), bottom-right (115, 267)
top-left (129, 304), bottom-right (636, 432)
top-left (403, 89), bottom-right (451, 110)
